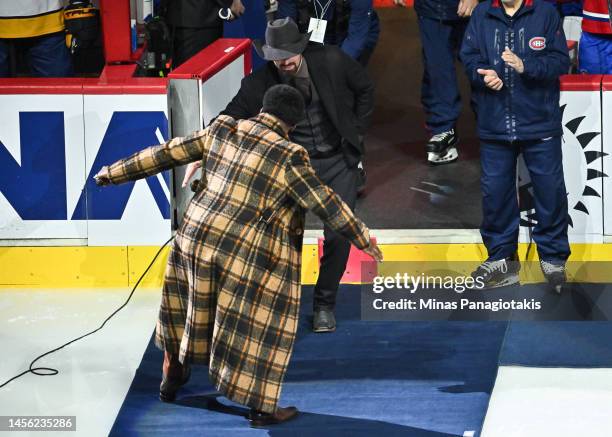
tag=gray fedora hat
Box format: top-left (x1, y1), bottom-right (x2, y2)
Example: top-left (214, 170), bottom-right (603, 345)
top-left (253, 18), bottom-right (311, 61)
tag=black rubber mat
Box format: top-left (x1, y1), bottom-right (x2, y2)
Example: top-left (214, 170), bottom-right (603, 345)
top-left (306, 8), bottom-right (482, 230)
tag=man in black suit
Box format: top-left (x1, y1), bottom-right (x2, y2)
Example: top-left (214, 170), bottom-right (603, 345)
top-left (163, 0), bottom-right (245, 68)
top-left (221, 18), bottom-right (374, 332)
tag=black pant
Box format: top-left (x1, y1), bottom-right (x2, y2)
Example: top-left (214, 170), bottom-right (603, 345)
top-left (357, 46), bottom-right (374, 67)
top-left (311, 153), bottom-right (359, 311)
top-left (171, 26), bottom-right (222, 69)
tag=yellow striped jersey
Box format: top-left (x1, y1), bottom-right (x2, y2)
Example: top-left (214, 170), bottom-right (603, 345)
top-left (0, 1), bottom-right (66, 39)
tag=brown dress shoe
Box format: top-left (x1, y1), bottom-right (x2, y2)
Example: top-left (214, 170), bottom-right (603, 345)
top-left (159, 351), bottom-right (191, 402)
top-left (248, 406), bottom-right (299, 427)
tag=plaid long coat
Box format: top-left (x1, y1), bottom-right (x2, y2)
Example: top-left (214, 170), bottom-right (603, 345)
top-left (105, 113), bottom-right (370, 413)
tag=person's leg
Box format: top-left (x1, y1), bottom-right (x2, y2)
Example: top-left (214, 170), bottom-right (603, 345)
top-left (578, 32), bottom-right (603, 74)
top-left (452, 19), bottom-right (477, 115)
top-left (600, 34), bottom-right (612, 75)
top-left (353, 39), bottom-right (371, 192)
top-left (155, 241), bottom-right (195, 402)
top-left (480, 140), bottom-right (521, 260)
top-left (357, 46), bottom-right (373, 67)
top-left (451, 19), bottom-right (468, 60)
top-left (159, 350), bottom-right (191, 401)
top-left (521, 137), bottom-right (570, 262)
top-left (0, 39), bottom-right (9, 77)
top-left (578, 32), bottom-right (601, 74)
top-left (172, 26), bottom-right (222, 68)
top-left (27, 32), bottom-right (73, 77)
top-left (313, 155), bottom-right (359, 312)
top-left (420, 49), bottom-right (433, 123)
top-left (417, 16), bottom-right (462, 134)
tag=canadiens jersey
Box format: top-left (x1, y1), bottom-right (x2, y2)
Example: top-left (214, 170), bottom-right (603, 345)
top-left (582, 0), bottom-right (612, 34)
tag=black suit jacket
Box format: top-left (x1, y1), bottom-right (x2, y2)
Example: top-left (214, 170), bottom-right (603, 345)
top-left (220, 44), bottom-right (375, 166)
top-left (164, 0), bottom-right (233, 28)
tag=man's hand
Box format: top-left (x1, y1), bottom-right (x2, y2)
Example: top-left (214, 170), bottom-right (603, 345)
top-left (501, 46), bottom-right (524, 73)
top-left (393, 0), bottom-right (407, 7)
top-left (94, 166), bottom-right (111, 186)
top-left (363, 238), bottom-right (383, 262)
top-left (229, 0), bottom-right (245, 19)
top-left (457, 0), bottom-right (478, 17)
top-left (182, 161), bottom-right (202, 188)
top-left (477, 68), bottom-right (504, 91)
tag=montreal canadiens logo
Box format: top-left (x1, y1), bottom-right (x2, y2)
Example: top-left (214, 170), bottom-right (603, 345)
top-left (529, 37), bottom-right (546, 50)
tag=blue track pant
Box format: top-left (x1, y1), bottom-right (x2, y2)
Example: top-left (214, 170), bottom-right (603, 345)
top-left (418, 16), bottom-right (467, 134)
top-left (480, 137), bottom-right (571, 262)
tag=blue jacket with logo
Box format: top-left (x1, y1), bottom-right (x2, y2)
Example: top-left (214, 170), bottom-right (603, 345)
top-left (459, 0), bottom-right (569, 142)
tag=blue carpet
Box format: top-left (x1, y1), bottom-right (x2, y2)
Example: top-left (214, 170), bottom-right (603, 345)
top-left (499, 321), bottom-right (612, 367)
top-left (110, 285), bottom-right (507, 436)
top-left (496, 282), bottom-right (612, 367)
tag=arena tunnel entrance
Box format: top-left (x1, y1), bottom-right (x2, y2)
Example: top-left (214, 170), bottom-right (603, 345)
top-left (305, 7), bottom-right (482, 231)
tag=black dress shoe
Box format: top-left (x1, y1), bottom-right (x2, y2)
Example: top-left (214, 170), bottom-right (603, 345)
top-left (313, 309), bottom-right (336, 333)
top-left (159, 365), bottom-right (191, 402)
top-left (248, 406), bottom-right (299, 427)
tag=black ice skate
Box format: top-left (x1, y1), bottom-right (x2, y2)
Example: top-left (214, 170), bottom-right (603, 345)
top-left (471, 254), bottom-right (521, 289)
top-left (540, 260), bottom-right (567, 294)
top-left (426, 129), bottom-right (459, 165)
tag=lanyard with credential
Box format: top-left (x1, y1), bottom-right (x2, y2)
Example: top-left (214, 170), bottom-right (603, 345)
top-left (313, 0), bottom-right (333, 20)
top-left (309, 0), bottom-right (332, 43)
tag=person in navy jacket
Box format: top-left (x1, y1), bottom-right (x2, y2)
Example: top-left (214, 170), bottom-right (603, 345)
top-left (460, 0), bottom-right (571, 292)
top-left (277, 0), bottom-right (380, 66)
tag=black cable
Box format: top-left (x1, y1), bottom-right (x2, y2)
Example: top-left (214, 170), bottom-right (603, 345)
top-left (0, 236), bottom-right (174, 389)
top-left (522, 180), bottom-right (535, 262)
top-left (525, 223), bottom-right (534, 261)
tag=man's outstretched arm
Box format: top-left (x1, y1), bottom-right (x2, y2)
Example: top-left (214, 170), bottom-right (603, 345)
top-left (95, 127), bottom-right (211, 186)
top-left (284, 147), bottom-right (382, 261)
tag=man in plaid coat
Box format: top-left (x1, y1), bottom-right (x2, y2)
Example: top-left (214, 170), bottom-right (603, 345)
top-left (94, 85), bottom-right (382, 426)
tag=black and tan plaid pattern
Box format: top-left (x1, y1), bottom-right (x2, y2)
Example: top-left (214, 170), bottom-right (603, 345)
top-left (106, 113), bottom-right (370, 413)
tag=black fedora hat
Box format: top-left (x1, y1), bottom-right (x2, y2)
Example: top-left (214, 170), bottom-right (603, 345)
top-left (253, 18), bottom-right (311, 61)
